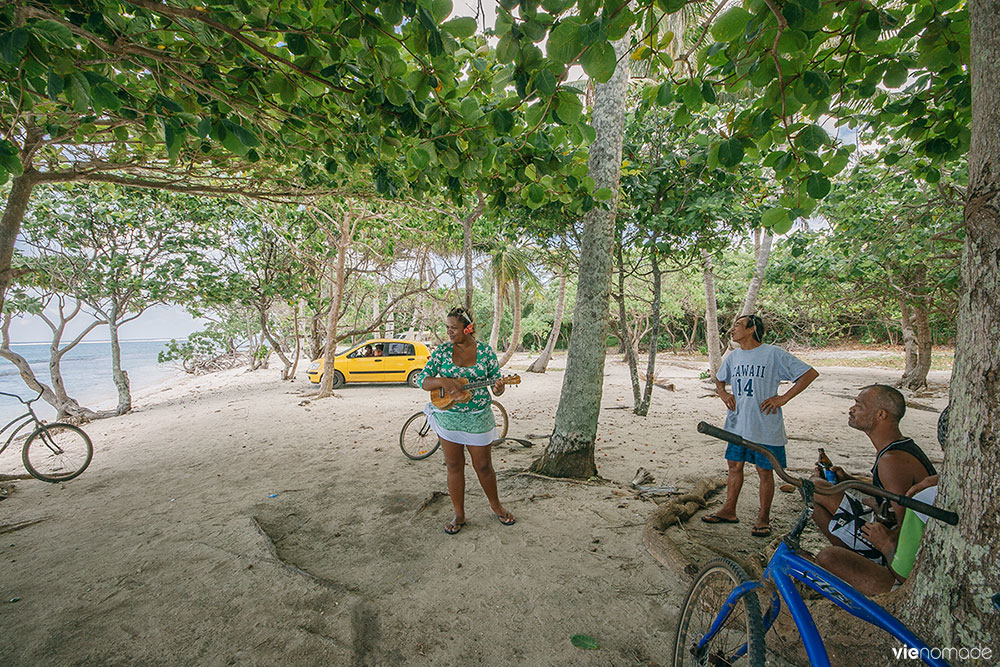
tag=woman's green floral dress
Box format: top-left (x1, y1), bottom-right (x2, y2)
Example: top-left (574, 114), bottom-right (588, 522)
top-left (416, 341), bottom-right (501, 442)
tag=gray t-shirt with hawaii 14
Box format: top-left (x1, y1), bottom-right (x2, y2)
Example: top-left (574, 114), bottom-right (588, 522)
top-left (716, 343), bottom-right (813, 447)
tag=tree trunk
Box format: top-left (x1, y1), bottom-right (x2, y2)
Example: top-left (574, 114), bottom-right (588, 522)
top-left (740, 229), bottom-right (773, 316)
top-left (615, 240), bottom-right (643, 409)
top-left (317, 211), bottom-right (350, 398)
top-left (702, 250), bottom-right (723, 378)
top-left (289, 300), bottom-right (301, 380)
top-left (489, 275), bottom-right (503, 350)
top-left (531, 38), bottom-right (628, 479)
top-left (527, 271), bottom-right (567, 373)
top-left (902, 2), bottom-right (1000, 653)
top-left (497, 279), bottom-right (521, 367)
top-left (108, 308), bottom-right (131, 415)
top-left (900, 299), bottom-right (932, 390)
top-left (0, 172), bottom-right (36, 313)
top-left (258, 306), bottom-right (293, 380)
top-left (462, 191), bottom-right (485, 312)
top-left (900, 298), bottom-right (918, 378)
top-left (635, 251), bottom-right (663, 417)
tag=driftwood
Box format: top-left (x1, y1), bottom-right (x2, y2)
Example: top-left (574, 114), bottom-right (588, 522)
top-left (642, 477), bottom-right (727, 574)
top-left (638, 372), bottom-right (675, 391)
top-left (0, 517), bottom-right (50, 535)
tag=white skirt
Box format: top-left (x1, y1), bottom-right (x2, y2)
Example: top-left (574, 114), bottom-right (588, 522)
top-left (423, 403), bottom-right (497, 446)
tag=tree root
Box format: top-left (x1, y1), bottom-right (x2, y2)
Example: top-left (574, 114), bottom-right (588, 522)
top-left (249, 516), bottom-right (354, 594)
top-left (642, 477), bottom-right (727, 575)
top-left (412, 490), bottom-right (448, 517)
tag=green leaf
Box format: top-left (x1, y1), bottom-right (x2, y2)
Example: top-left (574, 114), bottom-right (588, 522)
top-left (528, 183), bottom-right (545, 203)
top-left (796, 124), bottom-right (828, 151)
top-left (534, 69), bottom-right (557, 97)
top-left (46, 70), bottom-right (63, 99)
top-left (66, 72), bottom-right (92, 112)
top-left (31, 20), bottom-right (76, 48)
top-left (407, 147), bottom-right (430, 169)
top-left (548, 19), bottom-right (582, 64)
top-left (655, 82), bottom-right (673, 106)
top-left (570, 634), bottom-right (600, 650)
top-left (554, 91), bottom-right (583, 124)
top-left (772, 215), bottom-right (794, 235)
top-left (0, 28), bottom-right (28, 65)
top-left (701, 81), bottom-right (716, 104)
top-left (93, 85), bottom-right (122, 112)
top-left (883, 62), bottom-right (908, 88)
top-left (717, 138), bottom-right (744, 167)
top-left (442, 17), bottom-right (476, 38)
top-left (492, 109), bottom-right (515, 133)
top-left (0, 139), bottom-right (23, 178)
top-left (385, 81), bottom-right (407, 106)
top-left (681, 83), bottom-right (703, 112)
top-left (593, 187), bottom-right (613, 201)
top-left (761, 206), bottom-right (789, 229)
top-left (580, 41), bottom-right (616, 84)
top-left (711, 7), bottom-right (752, 43)
top-left (801, 71), bottom-right (829, 101)
top-left (285, 32), bottom-right (308, 55)
top-left (806, 172), bottom-right (831, 199)
top-left (430, 0), bottom-right (453, 23)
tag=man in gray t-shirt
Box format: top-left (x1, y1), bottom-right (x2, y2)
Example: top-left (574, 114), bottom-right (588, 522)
top-left (702, 314), bottom-right (818, 538)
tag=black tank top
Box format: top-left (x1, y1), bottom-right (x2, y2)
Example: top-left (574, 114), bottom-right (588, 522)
top-left (871, 438), bottom-right (938, 491)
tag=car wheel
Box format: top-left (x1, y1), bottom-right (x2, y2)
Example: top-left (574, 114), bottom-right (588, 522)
top-left (407, 369), bottom-right (422, 388)
top-left (331, 370), bottom-right (345, 389)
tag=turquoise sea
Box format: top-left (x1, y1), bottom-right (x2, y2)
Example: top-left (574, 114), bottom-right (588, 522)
top-left (0, 340), bottom-right (180, 426)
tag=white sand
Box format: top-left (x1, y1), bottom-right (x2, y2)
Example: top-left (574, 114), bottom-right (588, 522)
top-left (0, 351), bottom-right (948, 665)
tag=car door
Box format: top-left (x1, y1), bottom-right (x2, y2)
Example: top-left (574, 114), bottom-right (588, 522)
top-left (383, 341), bottom-right (416, 383)
top-left (340, 344), bottom-right (384, 382)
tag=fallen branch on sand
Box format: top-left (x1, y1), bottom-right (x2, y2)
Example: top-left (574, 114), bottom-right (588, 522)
top-left (504, 470), bottom-right (609, 486)
top-left (0, 473), bottom-right (32, 481)
top-left (642, 477), bottom-right (727, 574)
top-left (638, 372), bottom-right (675, 391)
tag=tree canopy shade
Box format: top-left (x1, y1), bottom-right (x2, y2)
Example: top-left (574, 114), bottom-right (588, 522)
top-left (0, 0), bottom-right (600, 310)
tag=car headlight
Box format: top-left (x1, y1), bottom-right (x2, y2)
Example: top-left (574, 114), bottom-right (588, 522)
top-left (308, 362), bottom-right (320, 371)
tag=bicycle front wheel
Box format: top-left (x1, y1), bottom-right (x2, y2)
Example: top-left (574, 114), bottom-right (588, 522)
top-left (491, 400), bottom-right (509, 441)
top-left (673, 557), bottom-right (766, 667)
top-left (399, 412), bottom-right (440, 460)
top-left (22, 423), bottom-right (94, 483)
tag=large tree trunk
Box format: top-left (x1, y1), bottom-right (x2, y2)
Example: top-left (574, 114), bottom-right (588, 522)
top-left (0, 172), bottom-right (36, 313)
top-left (899, 298), bottom-right (932, 390)
top-left (530, 39), bottom-right (628, 479)
top-left (108, 309), bottom-right (131, 415)
top-left (701, 250), bottom-right (724, 378)
top-left (488, 276), bottom-right (503, 350)
top-left (902, 2), bottom-right (1000, 653)
top-left (496, 279), bottom-right (521, 367)
top-left (527, 271), bottom-right (567, 373)
top-left (740, 229), bottom-right (773, 316)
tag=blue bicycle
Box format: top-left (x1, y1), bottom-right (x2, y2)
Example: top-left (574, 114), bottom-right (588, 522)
top-left (672, 422), bottom-right (960, 667)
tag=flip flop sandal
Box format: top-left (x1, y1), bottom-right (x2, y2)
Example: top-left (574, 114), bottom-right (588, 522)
top-left (444, 521), bottom-right (466, 535)
top-left (494, 512), bottom-right (516, 526)
top-left (701, 514), bottom-right (740, 524)
top-left (751, 525), bottom-right (772, 537)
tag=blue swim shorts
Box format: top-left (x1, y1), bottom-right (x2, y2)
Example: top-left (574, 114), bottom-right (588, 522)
top-left (724, 442), bottom-right (786, 470)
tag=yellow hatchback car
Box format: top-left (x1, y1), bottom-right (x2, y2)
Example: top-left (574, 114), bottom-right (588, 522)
top-left (306, 339), bottom-right (431, 389)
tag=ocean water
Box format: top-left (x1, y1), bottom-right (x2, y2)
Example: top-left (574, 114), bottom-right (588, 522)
top-left (0, 340), bottom-right (180, 426)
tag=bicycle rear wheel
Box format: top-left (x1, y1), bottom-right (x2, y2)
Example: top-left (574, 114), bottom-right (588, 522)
top-left (673, 557), bottom-right (766, 666)
top-left (22, 423), bottom-right (93, 482)
top-left (491, 400), bottom-right (509, 441)
top-left (399, 412), bottom-right (440, 460)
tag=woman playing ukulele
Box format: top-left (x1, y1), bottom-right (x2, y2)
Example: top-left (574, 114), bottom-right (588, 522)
top-left (417, 306), bottom-right (515, 535)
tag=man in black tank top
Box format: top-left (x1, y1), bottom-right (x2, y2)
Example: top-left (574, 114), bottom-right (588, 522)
top-left (811, 384), bottom-right (938, 562)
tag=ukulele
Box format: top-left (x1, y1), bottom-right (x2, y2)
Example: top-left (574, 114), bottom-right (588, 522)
top-left (429, 374), bottom-right (521, 410)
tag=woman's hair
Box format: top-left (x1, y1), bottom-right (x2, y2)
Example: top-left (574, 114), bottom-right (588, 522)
top-left (447, 306), bottom-right (473, 325)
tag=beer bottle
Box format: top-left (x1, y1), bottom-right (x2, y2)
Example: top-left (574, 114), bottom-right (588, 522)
top-left (817, 448), bottom-right (838, 483)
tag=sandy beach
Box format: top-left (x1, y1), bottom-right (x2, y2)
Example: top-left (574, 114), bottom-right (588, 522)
top-left (0, 351), bottom-right (949, 666)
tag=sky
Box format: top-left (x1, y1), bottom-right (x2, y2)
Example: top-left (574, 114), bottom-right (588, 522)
top-left (7, 303), bottom-right (207, 344)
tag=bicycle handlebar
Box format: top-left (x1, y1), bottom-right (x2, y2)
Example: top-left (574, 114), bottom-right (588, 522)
top-left (697, 422), bottom-right (958, 526)
top-left (0, 388), bottom-right (44, 405)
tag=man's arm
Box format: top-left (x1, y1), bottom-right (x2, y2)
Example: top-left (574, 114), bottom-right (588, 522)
top-left (715, 379), bottom-right (736, 411)
top-left (877, 452), bottom-right (929, 524)
top-left (760, 367), bottom-right (819, 414)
